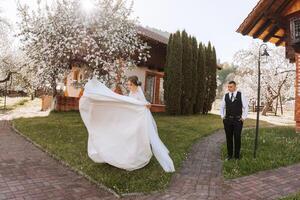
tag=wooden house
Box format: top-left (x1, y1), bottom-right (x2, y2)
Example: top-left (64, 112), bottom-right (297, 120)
top-left (58, 26), bottom-right (169, 112)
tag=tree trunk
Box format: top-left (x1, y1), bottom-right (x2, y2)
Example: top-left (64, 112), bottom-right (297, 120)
top-left (52, 83), bottom-right (57, 97)
top-left (280, 94), bottom-right (283, 115)
top-left (261, 99), bottom-right (273, 116)
top-left (261, 74), bottom-right (288, 116)
top-left (30, 93), bottom-right (35, 100)
top-left (275, 96), bottom-right (279, 116)
top-left (51, 72), bottom-right (58, 98)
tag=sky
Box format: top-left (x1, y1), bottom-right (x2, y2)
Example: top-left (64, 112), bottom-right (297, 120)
top-left (132, 0), bottom-right (260, 63)
top-left (1, 0), bottom-right (260, 63)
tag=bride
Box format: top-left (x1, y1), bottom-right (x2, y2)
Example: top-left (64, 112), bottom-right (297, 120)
top-left (79, 76), bottom-right (175, 172)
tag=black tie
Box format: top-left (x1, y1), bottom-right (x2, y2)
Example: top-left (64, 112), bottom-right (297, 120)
top-left (230, 93), bottom-right (234, 101)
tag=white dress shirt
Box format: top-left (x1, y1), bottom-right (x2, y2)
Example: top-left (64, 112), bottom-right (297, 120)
top-left (220, 90), bottom-right (249, 120)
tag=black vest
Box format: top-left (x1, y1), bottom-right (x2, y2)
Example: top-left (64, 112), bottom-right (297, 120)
top-left (225, 91), bottom-right (243, 117)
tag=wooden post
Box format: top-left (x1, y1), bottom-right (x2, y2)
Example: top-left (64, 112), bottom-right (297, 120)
top-left (295, 53), bottom-right (300, 132)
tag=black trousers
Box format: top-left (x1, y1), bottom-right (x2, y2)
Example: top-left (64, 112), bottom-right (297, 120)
top-left (223, 118), bottom-right (243, 158)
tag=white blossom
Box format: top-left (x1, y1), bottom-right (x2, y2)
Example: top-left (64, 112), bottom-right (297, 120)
top-left (17, 0), bottom-right (149, 95)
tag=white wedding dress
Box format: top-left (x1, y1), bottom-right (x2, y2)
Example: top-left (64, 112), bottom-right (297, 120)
top-left (79, 78), bottom-right (175, 172)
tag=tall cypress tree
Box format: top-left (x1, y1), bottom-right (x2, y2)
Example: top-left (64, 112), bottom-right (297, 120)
top-left (208, 46), bottom-right (218, 111)
top-left (202, 42), bottom-right (218, 114)
top-left (164, 31), bottom-right (182, 115)
top-left (164, 33), bottom-right (173, 110)
top-left (164, 31), bottom-right (218, 116)
top-left (194, 42), bottom-right (206, 114)
top-left (202, 42), bottom-right (212, 114)
top-left (191, 37), bottom-right (198, 113)
top-left (181, 31), bottom-right (193, 115)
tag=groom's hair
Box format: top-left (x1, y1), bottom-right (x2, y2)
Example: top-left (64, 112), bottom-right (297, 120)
top-left (228, 81), bottom-right (236, 85)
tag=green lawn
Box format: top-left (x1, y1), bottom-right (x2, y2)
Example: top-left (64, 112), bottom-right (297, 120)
top-left (13, 112), bottom-right (269, 195)
top-left (222, 127), bottom-right (300, 179)
top-left (281, 193), bottom-right (300, 200)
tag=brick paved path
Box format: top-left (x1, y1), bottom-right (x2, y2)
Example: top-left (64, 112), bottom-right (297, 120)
top-left (2, 119), bottom-right (300, 200)
top-left (0, 121), bottom-right (117, 200)
top-left (224, 163), bottom-right (300, 200)
top-left (126, 130), bottom-right (226, 200)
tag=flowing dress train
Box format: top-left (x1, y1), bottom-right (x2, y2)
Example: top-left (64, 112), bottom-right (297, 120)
top-left (79, 78), bottom-right (175, 172)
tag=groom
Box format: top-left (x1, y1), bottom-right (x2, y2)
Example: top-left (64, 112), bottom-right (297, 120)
top-left (220, 81), bottom-right (248, 160)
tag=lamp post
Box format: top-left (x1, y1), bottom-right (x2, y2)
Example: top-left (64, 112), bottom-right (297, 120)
top-left (254, 43), bottom-right (269, 158)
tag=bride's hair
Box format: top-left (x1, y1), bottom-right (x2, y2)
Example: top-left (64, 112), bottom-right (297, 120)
top-left (128, 76), bottom-right (142, 86)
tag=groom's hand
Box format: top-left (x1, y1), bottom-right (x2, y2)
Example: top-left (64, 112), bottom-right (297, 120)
top-left (240, 118), bottom-right (245, 122)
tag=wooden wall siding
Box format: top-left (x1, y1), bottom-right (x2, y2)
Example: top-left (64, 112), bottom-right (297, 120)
top-left (137, 38), bottom-right (166, 71)
top-left (295, 53), bottom-right (300, 132)
top-left (146, 43), bottom-right (166, 71)
top-left (55, 96), bottom-right (80, 112)
top-left (41, 95), bottom-right (53, 111)
top-left (284, 0), bottom-right (300, 16)
top-left (150, 104), bottom-right (166, 113)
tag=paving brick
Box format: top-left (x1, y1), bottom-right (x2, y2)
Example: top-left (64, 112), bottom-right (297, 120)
top-left (3, 119), bottom-right (300, 200)
top-left (128, 130), bottom-right (227, 200)
top-left (0, 121), bottom-right (116, 200)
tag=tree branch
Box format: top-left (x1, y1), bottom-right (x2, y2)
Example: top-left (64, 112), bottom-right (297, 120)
top-left (0, 72), bottom-right (12, 83)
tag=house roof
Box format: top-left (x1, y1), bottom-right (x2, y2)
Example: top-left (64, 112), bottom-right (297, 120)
top-left (137, 26), bottom-right (169, 45)
top-left (237, 0), bottom-right (297, 47)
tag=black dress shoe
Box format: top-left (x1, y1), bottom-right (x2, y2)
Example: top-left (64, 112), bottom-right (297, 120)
top-left (234, 155), bottom-right (242, 160)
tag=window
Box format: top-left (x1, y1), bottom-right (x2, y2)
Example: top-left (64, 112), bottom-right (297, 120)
top-left (145, 74), bottom-right (156, 103)
top-left (159, 77), bottom-right (164, 104)
top-left (291, 17), bottom-right (300, 44)
top-left (296, 20), bottom-right (300, 40)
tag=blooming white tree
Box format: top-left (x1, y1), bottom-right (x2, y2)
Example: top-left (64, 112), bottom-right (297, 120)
top-left (18, 0), bottom-right (149, 96)
top-left (0, 10), bottom-right (20, 96)
top-left (0, 13), bottom-right (39, 98)
top-left (232, 42), bottom-right (295, 115)
top-left (0, 13), bottom-right (13, 76)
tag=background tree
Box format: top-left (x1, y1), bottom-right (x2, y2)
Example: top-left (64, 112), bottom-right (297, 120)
top-left (164, 31), bottom-right (218, 115)
top-left (202, 43), bottom-right (217, 114)
top-left (164, 31), bottom-right (182, 115)
top-left (0, 10), bottom-right (24, 96)
top-left (181, 31), bottom-right (193, 115)
top-left (233, 42), bottom-right (295, 116)
top-left (209, 46), bottom-right (218, 110)
top-left (194, 43), bottom-right (206, 114)
top-left (164, 33), bottom-right (173, 112)
top-left (17, 0), bottom-right (149, 97)
top-left (202, 44), bottom-right (211, 114)
top-left (191, 36), bottom-right (198, 113)
top-left (217, 62), bottom-right (236, 97)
